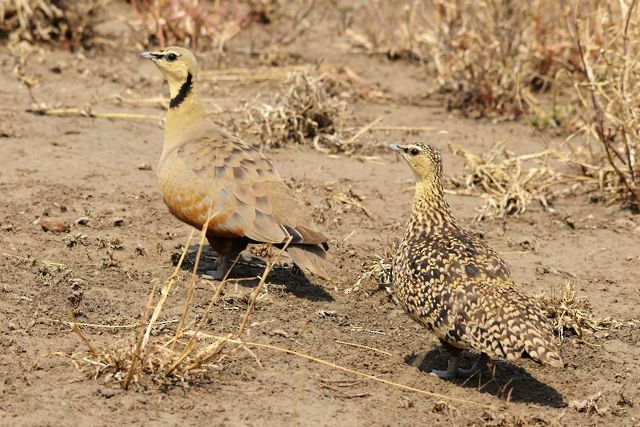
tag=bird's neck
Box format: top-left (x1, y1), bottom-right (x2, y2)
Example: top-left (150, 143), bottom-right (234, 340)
top-left (163, 72), bottom-right (207, 153)
top-left (408, 179), bottom-right (454, 231)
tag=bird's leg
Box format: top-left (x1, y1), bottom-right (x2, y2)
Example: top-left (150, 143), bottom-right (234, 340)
top-left (205, 238), bottom-right (247, 281)
top-left (430, 354), bottom-right (461, 379)
top-left (208, 252), bottom-right (233, 280)
top-left (457, 353), bottom-right (490, 378)
top-left (430, 340), bottom-right (464, 379)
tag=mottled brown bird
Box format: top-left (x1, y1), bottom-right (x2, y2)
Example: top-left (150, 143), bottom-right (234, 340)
top-left (140, 47), bottom-right (328, 279)
top-left (390, 143), bottom-right (563, 378)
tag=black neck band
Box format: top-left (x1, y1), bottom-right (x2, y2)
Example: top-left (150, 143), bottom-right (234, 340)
top-left (170, 72), bottom-right (192, 109)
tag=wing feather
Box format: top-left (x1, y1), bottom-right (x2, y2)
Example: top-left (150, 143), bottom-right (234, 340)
top-left (159, 130), bottom-right (328, 248)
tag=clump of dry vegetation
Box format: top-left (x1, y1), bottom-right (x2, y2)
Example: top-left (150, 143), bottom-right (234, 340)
top-left (128, 0), bottom-right (259, 49)
top-left (570, 0), bottom-right (640, 208)
top-left (448, 142), bottom-right (571, 219)
top-left (347, 0), bottom-right (640, 211)
top-left (236, 69), bottom-right (363, 153)
top-left (354, 239), bottom-right (396, 292)
top-left (538, 281), bottom-right (629, 339)
top-left (0, 0), bottom-right (108, 47)
top-left (64, 230), bottom-right (282, 388)
top-left (346, 0), bottom-right (576, 120)
top-left (128, 0), bottom-right (317, 51)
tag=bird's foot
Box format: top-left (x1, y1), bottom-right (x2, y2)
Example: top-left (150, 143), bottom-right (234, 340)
top-left (429, 367), bottom-right (476, 379)
top-left (430, 353), bottom-right (489, 379)
top-left (429, 355), bottom-right (461, 379)
top-left (429, 369), bottom-right (458, 379)
top-left (202, 253), bottom-right (236, 281)
top-left (203, 270), bottom-right (225, 281)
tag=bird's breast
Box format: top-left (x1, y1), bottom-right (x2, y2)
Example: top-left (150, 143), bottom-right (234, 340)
top-left (157, 161), bottom-right (243, 238)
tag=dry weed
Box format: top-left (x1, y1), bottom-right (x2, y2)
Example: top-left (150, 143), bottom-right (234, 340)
top-left (346, 1), bottom-right (640, 209)
top-left (570, 0), bottom-right (640, 208)
top-left (237, 69), bottom-right (361, 153)
top-left (449, 142), bottom-right (569, 219)
top-left (345, 0), bottom-right (578, 120)
top-left (128, 0), bottom-right (314, 51)
top-left (354, 240), bottom-right (396, 293)
top-left (0, 0), bottom-right (108, 47)
top-left (130, 0), bottom-right (243, 49)
top-left (538, 281), bottom-right (628, 339)
top-left (62, 225), bottom-right (290, 388)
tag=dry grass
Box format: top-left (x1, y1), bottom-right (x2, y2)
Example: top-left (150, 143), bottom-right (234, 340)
top-left (128, 0), bottom-right (316, 51)
top-left (345, 0), bottom-right (577, 120)
top-left (538, 281), bottom-right (630, 340)
top-left (0, 0), bottom-right (109, 47)
top-left (129, 0), bottom-right (250, 50)
top-left (232, 69), bottom-right (367, 154)
top-left (570, 0), bottom-right (640, 208)
top-left (448, 142), bottom-right (577, 219)
top-left (63, 224), bottom-right (288, 388)
top-left (354, 240), bottom-right (396, 294)
top-left (345, 1), bottom-right (640, 210)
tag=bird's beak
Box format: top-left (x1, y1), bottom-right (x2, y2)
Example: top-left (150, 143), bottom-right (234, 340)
top-left (388, 144), bottom-right (406, 153)
top-left (139, 51), bottom-right (161, 61)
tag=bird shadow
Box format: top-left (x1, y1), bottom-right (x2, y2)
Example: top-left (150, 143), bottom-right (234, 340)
top-left (176, 244), bottom-right (334, 302)
top-left (405, 347), bottom-right (565, 407)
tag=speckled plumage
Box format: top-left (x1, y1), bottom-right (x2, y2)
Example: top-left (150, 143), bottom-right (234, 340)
top-left (390, 143), bottom-right (562, 377)
top-left (141, 47), bottom-right (328, 279)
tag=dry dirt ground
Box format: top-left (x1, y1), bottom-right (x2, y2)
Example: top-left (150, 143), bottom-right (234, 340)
top-left (1, 6), bottom-right (640, 427)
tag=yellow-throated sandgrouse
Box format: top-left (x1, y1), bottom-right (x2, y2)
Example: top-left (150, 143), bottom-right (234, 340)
top-left (390, 143), bottom-right (563, 378)
top-left (140, 47), bottom-right (329, 279)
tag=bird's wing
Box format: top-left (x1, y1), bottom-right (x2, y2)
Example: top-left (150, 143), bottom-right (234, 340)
top-left (161, 133), bottom-right (327, 245)
top-left (431, 227), bottom-right (561, 366)
top-left (437, 226), bottom-right (514, 286)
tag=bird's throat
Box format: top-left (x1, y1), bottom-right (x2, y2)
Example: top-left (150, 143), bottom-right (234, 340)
top-left (164, 74), bottom-right (207, 153)
top-left (169, 73), bottom-right (193, 109)
top-left (410, 179), bottom-right (452, 226)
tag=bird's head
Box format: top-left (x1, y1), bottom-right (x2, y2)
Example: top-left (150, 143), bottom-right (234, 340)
top-left (389, 143), bottom-right (443, 184)
top-left (140, 46), bottom-right (198, 85)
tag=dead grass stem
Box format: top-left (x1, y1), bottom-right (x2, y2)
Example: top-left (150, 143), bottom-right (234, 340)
top-left (449, 142), bottom-right (570, 219)
top-left (0, 0), bottom-right (109, 47)
top-left (538, 281), bottom-right (630, 340)
top-left (346, 1), bottom-right (640, 209)
top-left (185, 331), bottom-right (496, 410)
top-left (235, 69), bottom-right (362, 153)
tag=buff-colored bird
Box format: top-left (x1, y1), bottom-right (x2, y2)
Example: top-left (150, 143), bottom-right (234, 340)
top-left (140, 47), bottom-right (329, 279)
top-left (390, 143), bottom-right (563, 378)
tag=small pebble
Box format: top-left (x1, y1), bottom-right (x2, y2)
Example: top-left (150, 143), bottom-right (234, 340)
top-left (39, 217), bottom-right (70, 233)
top-left (75, 216), bottom-right (90, 225)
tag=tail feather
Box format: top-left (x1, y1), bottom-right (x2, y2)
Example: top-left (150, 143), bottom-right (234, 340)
top-left (500, 295), bottom-right (564, 368)
top-left (286, 244), bottom-right (328, 279)
top-left (521, 327), bottom-right (564, 368)
top-left (478, 289), bottom-right (564, 368)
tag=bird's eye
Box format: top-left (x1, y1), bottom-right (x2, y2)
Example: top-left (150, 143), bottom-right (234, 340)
top-left (166, 53), bottom-right (178, 62)
top-left (409, 148), bottom-right (420, 156)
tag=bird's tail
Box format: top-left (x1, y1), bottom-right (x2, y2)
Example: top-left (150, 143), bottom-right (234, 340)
top-left (286, 244), bottom-right (328, 279)
top-left (499, 292), bottom-right (564, 368)
top-left (521, 326), bottom-right (564, 368)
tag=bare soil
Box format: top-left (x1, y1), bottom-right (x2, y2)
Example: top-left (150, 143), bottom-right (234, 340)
top-left (1, 5), bottom-right (639, 426)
